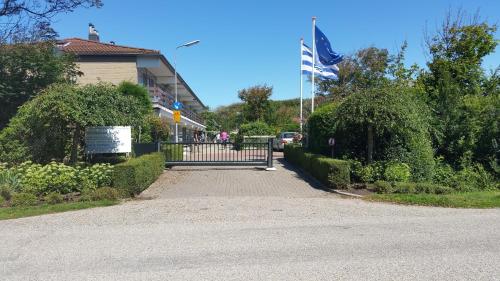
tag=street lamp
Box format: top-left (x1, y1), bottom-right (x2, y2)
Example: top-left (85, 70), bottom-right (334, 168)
top-left (174, 39), bottom-right (200, 143)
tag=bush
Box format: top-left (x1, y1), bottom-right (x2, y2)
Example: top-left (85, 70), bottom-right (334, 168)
top-left (319, 88), bottom-right (435, 181)
top-left (284, 145), bottom-right (350, 189)
top-left (0, 184), bottom-right (13, 201)
top-left (392, 182), bottom-right (417, 194)
top-left (88, 187), bottom-right (121, 201)
top-left (356, 162), bottom-right (385, 183)
top-left (384, 162), bottom-right (411, 182)
top-left (113, 152), bottom-right (165, 195)
top-left (163, 144), bottom-right (183, 161)
top-left (374, 180), bottom-right (393, 193)
top-left (0, 196), bottom-right (5, 206)
top-left (44, 192), bottom-right (64, 204)
top-left (415, 183), bottom-right (453, 194)
top-left (0, 169), bottom-right (23, 191)
top-left (7, 161), bottom-right (114, 196)
top-left (11, 192), bottom-right (38, 207)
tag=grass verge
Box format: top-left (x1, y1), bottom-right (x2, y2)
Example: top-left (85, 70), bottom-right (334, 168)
top-left (0, 200), bottom-right (118, 221)
top-left (367, 191), bottom-right (500, 208)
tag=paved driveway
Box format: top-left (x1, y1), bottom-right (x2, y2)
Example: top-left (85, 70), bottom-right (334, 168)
top-left (1, 158), bottom-right (499, 280)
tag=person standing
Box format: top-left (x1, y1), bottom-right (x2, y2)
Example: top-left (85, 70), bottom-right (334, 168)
top-left (221, 130), bottom-right (228, 149)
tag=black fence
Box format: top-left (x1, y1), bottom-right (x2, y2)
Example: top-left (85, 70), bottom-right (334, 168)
top-left (160, 138), bottom-right (274, 168)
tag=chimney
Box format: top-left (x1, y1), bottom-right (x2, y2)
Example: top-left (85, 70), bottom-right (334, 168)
top-left (88, 23), bottom-right (100, 42)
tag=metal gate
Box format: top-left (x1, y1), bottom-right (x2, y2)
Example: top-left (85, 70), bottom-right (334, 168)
top-left (160, 138), bottom-right (274, 169)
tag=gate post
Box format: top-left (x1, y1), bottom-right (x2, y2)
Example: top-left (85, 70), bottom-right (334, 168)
top-left (266, 138), bottom-right (276, 171)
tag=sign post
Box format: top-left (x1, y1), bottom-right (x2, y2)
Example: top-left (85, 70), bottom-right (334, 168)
top-left (328, 137), bottom-right (335, 158)
top-left (173, 110), bottom-right (181, 123)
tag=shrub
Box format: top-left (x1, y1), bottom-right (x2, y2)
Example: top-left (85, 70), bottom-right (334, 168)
top-left (0, 169), bottom-right (23, 191)
top-left (392, 182), bottom-right (417, 194)
top-left (0, 196), bottom-right (5, 206)
top-left (113, 152), bottom-right (165, 195)
top-left (450, 164), bottom-right (496, 192)
top-left (44, 192), bottom-right (64, 204)
top-left (307, 103), bottom-right (339, 154)
top-left (88, 187), bottom-right (121, 201)
top-left (415, 183), bottom-right (453, 194)
top-left (326, 88), bottom-right (435, 181)
top-left (163, 144), bottom-right (183, 161)
top-left (374, 180), bottom-right (393, 193)
top-left (356, 162), bottom-right (385, 183)
top-left (384, 162), bottom-right (411, 182)
top-left (9, 161), bottom-right (114, 196)
top-left (0, 183), bottom-right (13, 201)
top-left (11, 192), bottom-right (38, 207)
top-left (284, 145), bottom-right (350, 189)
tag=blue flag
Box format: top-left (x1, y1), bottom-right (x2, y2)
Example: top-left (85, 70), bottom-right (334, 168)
top-left (315, 26), bottom-right (343, 66)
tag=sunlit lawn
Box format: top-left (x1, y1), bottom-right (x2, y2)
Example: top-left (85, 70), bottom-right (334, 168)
top-left (0, 200), bottom-right (118, 220)
top-left (367, 191), bottom-right (500, 208)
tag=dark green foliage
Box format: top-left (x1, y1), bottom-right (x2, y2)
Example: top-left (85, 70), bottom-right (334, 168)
top-left (307, 103), bottom-right (338, 154)
top-left (422, 13), bottom-right (498, 169)
top-left (0, 42), bottom-right (78, 128)
top-left (44, 192), bottom-right (64, 204)
top-left (113, 152), bottom-right (165, 195)
top-left (0, 83), bottom-right (147, 163)
top-left (332, 87), bottom-right (435, 181)
top-left (117, 81), bottom-right (152, 116)
top-left (238, 85), bottom-right (272, 122)
top-left (238, 121), bottom-right (274, 136)
top-left (163, 144), bottom-right (183, 161)
top-left (11, 192), bottom-right (37, 207)
top-left (284, 145), bottom-right (350, 189)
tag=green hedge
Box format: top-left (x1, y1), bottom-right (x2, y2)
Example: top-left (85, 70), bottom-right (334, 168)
top-left (374, 180), bottom-right (453, 195)
top-left (162, 144), bottom-right (183, 161)
top-left (113, 152), bottom-right (165, 195)
top-left (284, 144), bottom-right (350, 189)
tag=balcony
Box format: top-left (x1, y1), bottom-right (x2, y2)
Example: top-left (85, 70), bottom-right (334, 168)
top-left (148, 87), bottom-right (204, 125)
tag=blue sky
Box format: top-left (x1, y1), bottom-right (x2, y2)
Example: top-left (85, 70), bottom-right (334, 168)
top-left (52, 0), bottom-right (500, 109)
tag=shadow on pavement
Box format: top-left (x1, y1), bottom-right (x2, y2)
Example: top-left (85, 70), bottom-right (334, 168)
top-left (276, 157), bottom-right (333, 193)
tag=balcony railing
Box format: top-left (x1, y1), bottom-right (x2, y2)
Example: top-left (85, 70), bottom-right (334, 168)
top-left (148, 87), bottom-right (204, 124)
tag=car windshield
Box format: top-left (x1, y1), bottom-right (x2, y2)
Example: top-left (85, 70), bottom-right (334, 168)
top-left (282, 133), bottom-right (296, 138)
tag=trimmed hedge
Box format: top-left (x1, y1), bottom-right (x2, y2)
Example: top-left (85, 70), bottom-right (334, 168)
top-left (113, 152), bottom-right (165, 195)
top-left (162, 144), bottom-right (183, 161)
top-left (284, 144), bottom-right (350, 189)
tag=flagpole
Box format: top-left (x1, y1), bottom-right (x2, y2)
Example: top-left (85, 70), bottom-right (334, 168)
top-left (311, 16), bottom-right (316, 113)
top-left (300, 38), bottom-right (304, 133)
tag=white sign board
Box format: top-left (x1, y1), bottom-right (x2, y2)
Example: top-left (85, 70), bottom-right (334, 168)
top-left (85, 126), bottom-right (132, 154)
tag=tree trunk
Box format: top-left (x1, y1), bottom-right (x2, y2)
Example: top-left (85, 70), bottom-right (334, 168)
top-left (367, 124), bottom-right (374, 163)
top-left (70, 124), bottom-right (80, 164)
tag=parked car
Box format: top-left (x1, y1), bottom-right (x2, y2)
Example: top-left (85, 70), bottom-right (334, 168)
top-left (273, 132), bottom-right (298, 151)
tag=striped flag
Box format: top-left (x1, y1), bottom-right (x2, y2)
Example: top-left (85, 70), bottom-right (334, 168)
top-left (301, 43), bottom-right (339, 80)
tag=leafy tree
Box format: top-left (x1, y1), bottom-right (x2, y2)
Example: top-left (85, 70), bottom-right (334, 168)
top-left (117, 81), bottom-right (152, 116)
top-left (0, 42), bottom-right (79, 128)
top-left (140, 114), bottom-right (170, 143)
top-left (0, 0), bottom-right (102, 42)
top-left (332, 86), bottom-right (435, 181)
top-left (422, 11), bottom-right (498, 167)
top-left (318, 47), bottom-right (390, 101)
top-left (0, 83), bottom-right (146, 164)
top-left (238, 85), bottom-right (272, 122)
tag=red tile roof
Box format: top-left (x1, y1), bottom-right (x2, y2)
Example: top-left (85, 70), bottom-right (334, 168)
top-left (58, 38), bottom-right (160, 55)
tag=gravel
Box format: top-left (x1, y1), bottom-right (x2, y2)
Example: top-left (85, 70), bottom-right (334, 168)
top-left (1, 196), bottom-right (499, 281)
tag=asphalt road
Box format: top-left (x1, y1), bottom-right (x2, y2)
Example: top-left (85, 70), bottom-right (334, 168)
top-left (1, 163), bottom-right (499, 280)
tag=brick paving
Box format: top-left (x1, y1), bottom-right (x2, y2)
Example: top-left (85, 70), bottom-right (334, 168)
top-left (141, 154), bottom-right (330, 198)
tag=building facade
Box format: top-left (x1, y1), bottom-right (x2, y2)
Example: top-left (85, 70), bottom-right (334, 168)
top-left (58, 26), bottom-right (205, 142)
